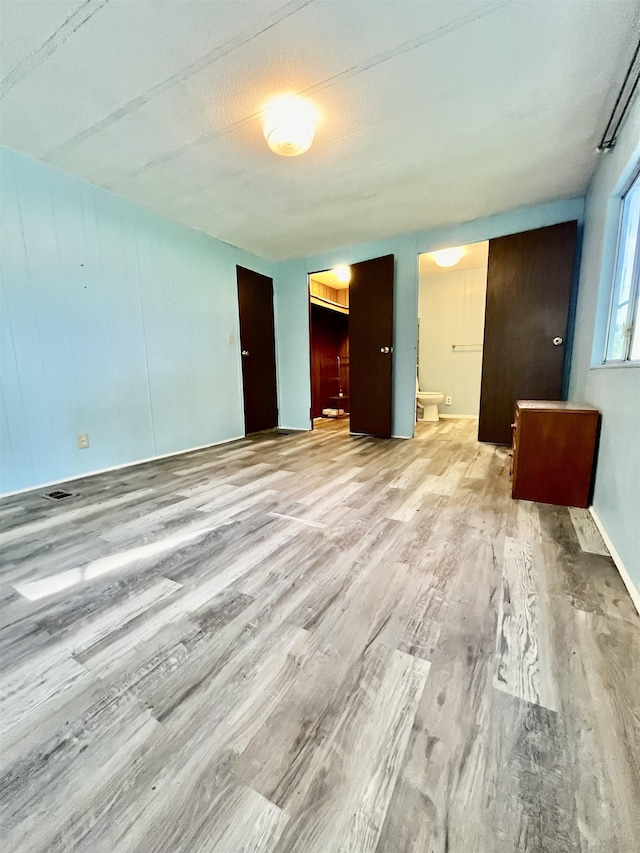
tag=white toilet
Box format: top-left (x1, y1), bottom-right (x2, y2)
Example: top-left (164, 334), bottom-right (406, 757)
top-left (416, 378), bottom-right (444, 422)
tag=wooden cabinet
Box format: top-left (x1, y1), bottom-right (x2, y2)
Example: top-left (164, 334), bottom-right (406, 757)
top-left (511, 401), bottom-right (600, 508)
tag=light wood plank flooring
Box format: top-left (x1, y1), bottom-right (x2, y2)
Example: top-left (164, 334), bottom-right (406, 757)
top-left (1, 418), bottom-right (638, 852)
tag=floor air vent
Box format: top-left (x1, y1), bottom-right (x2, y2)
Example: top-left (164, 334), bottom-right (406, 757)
top-left (42, 489), bottom-right (76, 502)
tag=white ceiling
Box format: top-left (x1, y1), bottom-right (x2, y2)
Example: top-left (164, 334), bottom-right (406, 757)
top-left (1, 1), bottom-right (638, 260)
top-left (419, 240), bottom-right (489, 276)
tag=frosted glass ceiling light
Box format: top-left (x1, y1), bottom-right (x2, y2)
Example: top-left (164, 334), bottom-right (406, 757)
top-left (334, 265), bottom-right (351, 283)
top-left (432, 247), bottom-right (464, 267)
top-left (263, 95), bottom-right (317, 156)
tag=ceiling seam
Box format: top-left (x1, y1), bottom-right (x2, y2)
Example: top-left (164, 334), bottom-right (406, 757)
top-left (300, 0), bottom-right (513, 98)
top-left (142, 123), bottom-right (373, 212)
top-left (0, 0), bottom-right (110, 99)
top-left (42, 0), bottom-right (317, 162)
top-left (102, 0), bottom-right (512, 192)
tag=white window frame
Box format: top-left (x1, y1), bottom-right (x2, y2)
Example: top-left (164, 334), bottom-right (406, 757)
top-left (604, 167), bottom-right (640, 363)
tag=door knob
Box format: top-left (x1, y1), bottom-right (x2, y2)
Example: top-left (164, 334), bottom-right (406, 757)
top-left (241, 350), bottom-right (249, 356)
top-left (380, 346), bottom-right (390, 354)
top-left (552, 337), bottom-right (563, 346)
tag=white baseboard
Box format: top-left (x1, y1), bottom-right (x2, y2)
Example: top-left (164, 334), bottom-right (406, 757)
top-left (0, 435), bottom-right (245, 499)
top-left (589, 507), bottom-right (640, 615)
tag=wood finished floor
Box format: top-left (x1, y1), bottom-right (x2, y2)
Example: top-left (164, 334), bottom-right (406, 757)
top-left (1, 417), bottom-right (638, 853)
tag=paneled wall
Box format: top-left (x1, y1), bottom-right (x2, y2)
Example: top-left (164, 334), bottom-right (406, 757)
top-left (418, 266), bottom-right (487, 416)
top-left (309, 279), bottom-right (349, 308)
top-left (0, 147), bottom-right (273, 494)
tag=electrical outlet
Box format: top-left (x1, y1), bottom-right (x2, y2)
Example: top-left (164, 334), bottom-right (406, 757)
top-left (77, 433), bottom-right (89, 449)
top-left (445, 396), bottom-right (452, 406)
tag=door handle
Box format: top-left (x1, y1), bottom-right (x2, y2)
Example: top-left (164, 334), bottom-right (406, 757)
top-left (241, 350), bottom-right (249, 356)
top-left (380, 346), bottom-right (391, 354)
top-left (552, 337), bottom-right (563, 346)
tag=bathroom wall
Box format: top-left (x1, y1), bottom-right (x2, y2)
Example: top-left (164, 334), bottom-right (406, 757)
top-left (0, 146), bottom-right (274, 494)
top-left (418, 265), bottom-right (487, 416)
top-left (568, 94), bottom-right (640, 601)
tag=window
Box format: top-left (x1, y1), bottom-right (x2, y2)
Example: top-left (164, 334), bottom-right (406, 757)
top-left (605, 170), bottom-right (640, 362)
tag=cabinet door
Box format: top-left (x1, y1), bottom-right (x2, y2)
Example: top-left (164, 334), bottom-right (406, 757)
top-left (478, 221), bottom-right (577, 444)
top-left (512, 409), bottom-right (598, 507)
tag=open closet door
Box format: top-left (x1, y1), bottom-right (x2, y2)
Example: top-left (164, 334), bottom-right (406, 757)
top-left (478, 221), bottom-right (578, 445)
top-left (237, 266), bottom-right (278, 435)
top-left (349, 254), bottom-right (395, 438)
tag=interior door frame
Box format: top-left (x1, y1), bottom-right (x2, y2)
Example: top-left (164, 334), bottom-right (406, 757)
top-left (307, 268), bottom-right (347, 430)
top-left (306, 253), bottom-right (396, 438)
top-left (414, 223), bottom-right (578, 443)
top-left (414, 241), bottom-right (490, 430)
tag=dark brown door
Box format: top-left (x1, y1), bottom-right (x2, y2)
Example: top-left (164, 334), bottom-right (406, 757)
top-left (478, 221), bottom-right (578, 445)
top-left (349, 254), bottom-right (395, 438)
top-left (237, 266), bottom-right (278, 434)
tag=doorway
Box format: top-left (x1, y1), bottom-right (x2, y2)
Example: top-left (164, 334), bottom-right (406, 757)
top-left (236, 266), bottom-right (278, 435)
top-left (417, 241), bottom-right (489, 424)
top-left (417, 221), bottom-right (578, 444)
top-left (309, 270), bottom-right (350, 420)
top-left (308, 254), bottom-right (395, 439)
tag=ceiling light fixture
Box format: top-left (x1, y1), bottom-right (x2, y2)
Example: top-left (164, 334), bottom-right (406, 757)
top-left (334, 265), bottom-right (351, 283)
top-left (263, 95), bottom-right (317, 157)
top-left (431, 247), bottom-right (464, 268)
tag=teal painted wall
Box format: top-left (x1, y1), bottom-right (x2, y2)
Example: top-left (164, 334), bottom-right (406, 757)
top-left (273, 197), bottom-right (585, 437)
top-left (568, 95), bottom-right (640, 591)
top-left (0, 146), bottom-right (273, 494)
top-left (0, 143), bottom-right (589, 504)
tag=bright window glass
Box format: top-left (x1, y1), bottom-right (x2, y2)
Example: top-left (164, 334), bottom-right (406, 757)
top-left (605, 171), bottom-right (640, 362)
